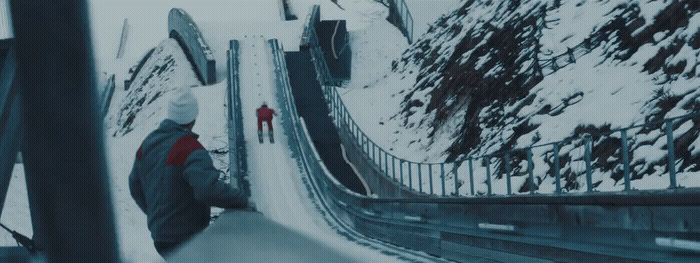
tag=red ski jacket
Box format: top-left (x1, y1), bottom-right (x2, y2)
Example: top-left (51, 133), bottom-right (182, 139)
top-left (256, 106), bottom-right (275, 121)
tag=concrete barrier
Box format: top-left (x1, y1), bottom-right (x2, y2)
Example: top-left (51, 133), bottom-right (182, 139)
top-left (168, 8), bottom-right (215, 85)
top-left (336, 123), bottom-right (426, 197)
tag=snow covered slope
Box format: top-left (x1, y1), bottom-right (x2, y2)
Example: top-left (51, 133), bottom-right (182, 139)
top-left (343, 0), bottom-right (700, 193)
top-left (238, 35), bottom-right (406, 262)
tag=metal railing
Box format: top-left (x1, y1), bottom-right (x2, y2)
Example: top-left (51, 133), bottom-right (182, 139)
top-left (324, 86), bottom-right (700, 197)
top-left (226, 40), bottom-right (249, 196)
top-left (388, 0), bottom-right (414, 44)
top-left (301, 5), bottom-right (335, 86)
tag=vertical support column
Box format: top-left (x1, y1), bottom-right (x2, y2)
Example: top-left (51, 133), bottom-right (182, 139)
top-left (468, 158), bottom-right (475, 196)
top-left (553, 143), bottom-right (561, 194)
top-left (620, 130), bottom-right (631, 191)
top-left (527, 149), bottom-right (535, 194)
top-left (11, 0), bottom-right (119, 260)
top-left (485, 157), bottom-right (492, 195)
top-left (505, 153), bottom-right (512, 195)
top-left (584, 134), bottom-right (593, 192)
top-left (665, 120), bottom-right (677, 189)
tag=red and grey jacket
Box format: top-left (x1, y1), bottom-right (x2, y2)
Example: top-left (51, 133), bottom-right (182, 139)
top-left (129, 119), bottom-right (247, 243)
top-left (256, 106), bottom-right (275, 121)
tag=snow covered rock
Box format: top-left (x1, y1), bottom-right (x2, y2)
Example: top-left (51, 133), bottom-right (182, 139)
top-left (111, 38), bottom-right (200, 137)
top-left (390, 0), bottom-right (700, 192)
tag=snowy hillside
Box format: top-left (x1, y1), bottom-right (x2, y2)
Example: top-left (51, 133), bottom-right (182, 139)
top-left (109, 38), bottom-right (200, 137)
top-left (343, 0), bottom-right (700, 193)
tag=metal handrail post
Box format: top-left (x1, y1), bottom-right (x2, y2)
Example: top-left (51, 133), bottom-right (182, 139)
top-left (485, 157), bottom-right (492, 195)
top-left (621, 130), bottom-right (631, 191)
top-left (408, 162), bottom-right (413, 189)
top-left (505, 153), bottom-right (512, 195)
top-left (665, 120), bottom-right (677, 188)
top-left (440, 163), bottom-right (446, 196)
top-left (527, 149), bottom-right (535, 194)
top-left (453, 162), bottom-right (459, 196)
top-left (400, 160), bottom-right (404, 185)
top-left (553, 143), bottom-right (561, 194)
top-left (584, 134), bottom-right (594, 192)
top-left (392, 155), bottom-right (396, 180)
top-left (468, 158), bottom-right (475, 195)
top-left (418, 163), bottom-right (423, 193)
top-left (429, 164), bottom-right (434, 195)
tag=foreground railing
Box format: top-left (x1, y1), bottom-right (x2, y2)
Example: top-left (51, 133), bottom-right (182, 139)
top-left (325, 86), bottom-right (700, 197)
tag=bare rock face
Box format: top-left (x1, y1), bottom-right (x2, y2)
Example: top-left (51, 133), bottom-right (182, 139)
top-left (394, 0), bottom-right (700, 192)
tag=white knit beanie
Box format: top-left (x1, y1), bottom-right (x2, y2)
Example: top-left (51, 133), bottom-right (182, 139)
top-left (167, 86), bottom-right (198, 125)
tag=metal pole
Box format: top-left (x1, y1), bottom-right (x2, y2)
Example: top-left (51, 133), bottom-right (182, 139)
top-left (453, 162), bottom-right (459, 196)
top-left (11, 0), bottom-right (119, 260)
top-left (485, 157), bottom-right (492, 195)
top-left (392, 155), bottom-right (396, 180)
top-left (553, 144), bottom-right (561, 194)
top-left (584, 134), bottom-right (593, 192)
top-left (440, 163), bottom-right (446, 196)
top-left (372, 143), bottom-right (376, 163)
top-left (429, 164), bottom-right (434, 195)
top-left (468, 158), bottom-right (475, 196)
top-left (418, 163), bottom-right (423, 193)
top-left (527, 149), bottom-right (535, 194)
top-left (665, 120), bottom-right (677, 189)
top-left (505, 153), bottom-right (512, 195)
top-left (408, 162), bottom-right (413, 190)
top-left (400, 160), bottom-right (404, 185)
top-left (621, 130), bottom-right (631, 191)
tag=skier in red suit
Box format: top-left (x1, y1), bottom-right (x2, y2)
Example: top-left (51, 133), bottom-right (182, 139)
top-left (256, 101), bottom-right (277, 132)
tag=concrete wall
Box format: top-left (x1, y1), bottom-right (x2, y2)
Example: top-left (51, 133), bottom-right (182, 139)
top-left (284, 49), bottom-right (367, 195)
top-left (335, 121), bottom-right (426, 198)
top-left (168, 8), bottom-right (216, 85)
top-left (317, 20), bottom-right (351, 81)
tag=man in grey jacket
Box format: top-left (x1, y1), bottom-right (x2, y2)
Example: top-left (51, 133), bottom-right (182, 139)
top-left (129, 87), bottom-right (248, 256)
